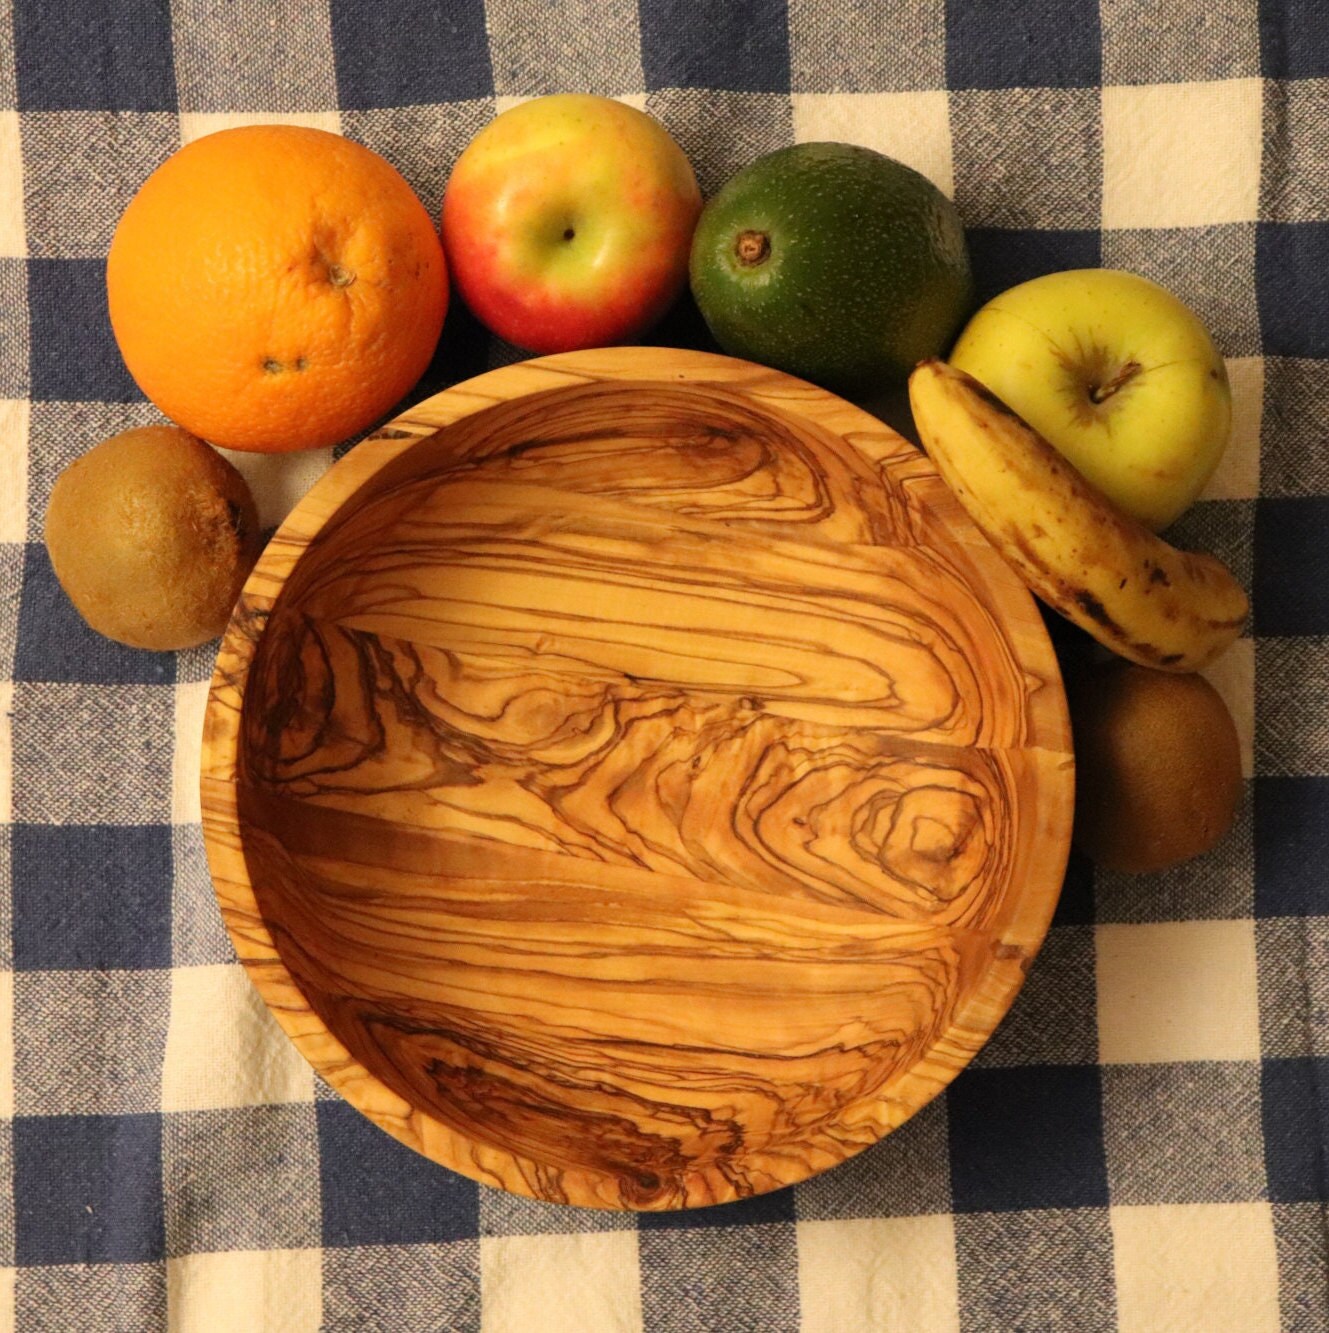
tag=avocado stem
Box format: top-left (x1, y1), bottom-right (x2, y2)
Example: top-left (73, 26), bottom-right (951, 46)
top-left (735, 230), bottom-right (771, 267)
top-left (1089, 359), bottom-right (1142, 404)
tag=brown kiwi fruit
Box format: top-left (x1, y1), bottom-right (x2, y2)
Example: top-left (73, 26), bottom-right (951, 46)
top-left (1069, 660), bottom-right (1242, 873)
top-left (44, 425), bottom-right (261, 651)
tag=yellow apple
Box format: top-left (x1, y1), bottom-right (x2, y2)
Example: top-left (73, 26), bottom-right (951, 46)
top-left (948, 269), bottom-right (1230, 530)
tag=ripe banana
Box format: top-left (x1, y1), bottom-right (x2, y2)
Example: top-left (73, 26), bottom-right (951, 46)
top-left (907, 359), bottom-right (1248, 672)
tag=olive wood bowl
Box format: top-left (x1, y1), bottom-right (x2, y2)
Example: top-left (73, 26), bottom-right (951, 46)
top-left (200, 346), bottom-right (1073, 1211)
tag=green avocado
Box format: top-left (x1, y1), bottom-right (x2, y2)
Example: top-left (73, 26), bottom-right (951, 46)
top-left (688, 142), bottom-right (973, 395)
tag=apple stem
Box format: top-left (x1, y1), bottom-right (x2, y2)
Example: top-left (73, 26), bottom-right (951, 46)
top-left (735, 230), bottom-right (771, 267)
top-left (1089, 360), bottom-right (1142, 404)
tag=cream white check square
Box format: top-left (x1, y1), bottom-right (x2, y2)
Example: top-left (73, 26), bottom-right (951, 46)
top-left (166, 1248), bottom-right (322, 1333)
top-left (479, 1232), bottom-right (643, 1333)
top-left (0, 1269), bottom-right (13, 1333)
top-left (1111, 1202), bottom-right (1280, 1333)
top-left (792, 92), bottom-right (954, 197)
top-left (1096, 920), bottom-right (1261, 1063)
top-left (1202, 637), bottom-right (1255, 779)
top-left (1200, 357), bottom-right (1262, 502)
top-left (0, 399), bottom-right (29, 544)
top-left (0, 112), bottom-right (24, 259)
top-left (798, 1215), bottom-right (960, 1333)
top-left (1103, 79), bottom-right (1262, 229)
top-left (215, 445), bottom-right (335, 532)
top-left (172, 680), bottom-right (211, 826)
top-left (161, 964), bottom-right (315, 1112)
top-left (178, 109), bottom-right (342, 146)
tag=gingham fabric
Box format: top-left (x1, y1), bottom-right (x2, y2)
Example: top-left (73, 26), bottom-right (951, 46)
top-left (1, 0), bottom-right (1326, 1329)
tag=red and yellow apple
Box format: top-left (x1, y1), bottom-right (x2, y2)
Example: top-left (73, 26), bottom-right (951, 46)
top-left (442, 95), bottom-right (702, 353)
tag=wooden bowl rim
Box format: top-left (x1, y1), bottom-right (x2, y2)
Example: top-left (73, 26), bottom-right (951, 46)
top-left (200, 346), bottom-right (1073, 1210)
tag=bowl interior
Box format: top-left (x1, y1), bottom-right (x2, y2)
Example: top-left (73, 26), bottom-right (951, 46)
top-left (217, 361), bottom-right (1072, 1210)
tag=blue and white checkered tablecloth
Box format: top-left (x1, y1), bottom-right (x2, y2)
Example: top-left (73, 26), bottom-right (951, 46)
top-left (1, 1), bottom-right (1327, 1329)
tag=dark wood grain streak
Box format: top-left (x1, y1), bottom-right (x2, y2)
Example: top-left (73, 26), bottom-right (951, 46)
top-left (201, 347), bottom-right (1074, 1210)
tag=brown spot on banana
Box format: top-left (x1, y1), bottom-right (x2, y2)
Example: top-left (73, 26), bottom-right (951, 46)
top-left (1073, 591), bottom-right (1118, 631)
top-left (1124, 642), bottom-right (1187, 667)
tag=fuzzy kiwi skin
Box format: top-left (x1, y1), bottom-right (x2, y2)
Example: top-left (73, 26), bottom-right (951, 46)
top-left (44, 425), bottom-right (261, 651)
top-left (1069, 660), bottom-right (1242, 874)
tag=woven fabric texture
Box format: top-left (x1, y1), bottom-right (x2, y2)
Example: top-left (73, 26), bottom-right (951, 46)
top-left (1, 1), bottom-right (1326, 1329)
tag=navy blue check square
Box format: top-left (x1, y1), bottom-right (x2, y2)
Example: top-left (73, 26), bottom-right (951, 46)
top-left (13, 0), bottom-right (176, 112)
top-left (317, 1101), bottom-right (480, 1247)
top-left (1254, 777), bottom-right (1329, 918)
top-left (15, 544), bottom-right (176, 686)
top-left (1052, 849), bottom-right (1095, 927)
top-left (1262, 1057), bottom-right (1329, 1203)
top-left (1255, 498), bottom-right (1329, 637)
top-left (330, 0), bottom-right (494, 108)
top-left (1260, 0), bottom-right (1329, 78)
top-left (27, 259), bottom-right (140, 403)
top-left (406, 301), bottom-right (496, 411)
top-left (14, 1113), bottom-right (165, 1264)
top-left (947, 1065), bottom-right (1109, 1212)
top-left (966, 228), bottom-right (1102, 308)
top-left (946, 0), bottom-right (1102, 89)
top-left (640, 0), bottom-right (791, 93)
top-left (11, 822), bottom-right (173, 970)
top-left (1257, 223), bottom-right (1329, 359)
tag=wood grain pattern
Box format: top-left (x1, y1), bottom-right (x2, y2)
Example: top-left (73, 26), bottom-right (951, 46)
top-left (201, 347), bottom-right (1073, 1210)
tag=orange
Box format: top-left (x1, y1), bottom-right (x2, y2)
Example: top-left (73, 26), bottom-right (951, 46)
top-left (107, 126), bottom-right (448, 453)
